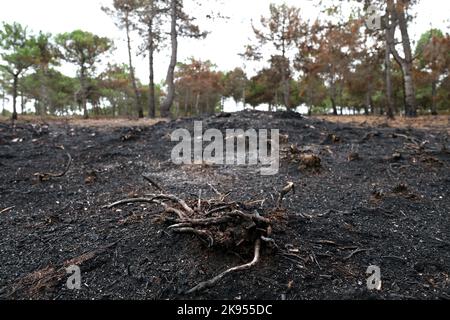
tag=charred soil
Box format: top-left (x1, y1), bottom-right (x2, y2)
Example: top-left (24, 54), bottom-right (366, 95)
top-left (0, 111), bottom-right (449, 300)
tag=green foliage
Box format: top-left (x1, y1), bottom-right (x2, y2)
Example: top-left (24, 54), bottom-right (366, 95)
top-left (55, 30), bottom-right (113, 73)
top-left (98, 63), bottom-right (135, 117)
top-left (56, 30), bottom-right (113, 118)
top-left (0, 22), bottom-right (41, 118)
top-left (21, 69), bottom-right (79, 115)
top-left (415, 29), bottom-right (445, 68)
top-left (246, 68), bottom-right (276, 108)
top-left (34, 31), bottom-right (59, 69)
top-left (0, 22), bottom-right (39, 76)
top-left (222, 68), bottom-right (248, 104)
top-left (2, 0), bottom-right (450, 119)
top-left (414, 29), bottom-right (450, 113)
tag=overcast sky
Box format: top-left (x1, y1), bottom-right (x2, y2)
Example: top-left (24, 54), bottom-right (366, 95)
top-left (0, 0), bottom-right (449, 87)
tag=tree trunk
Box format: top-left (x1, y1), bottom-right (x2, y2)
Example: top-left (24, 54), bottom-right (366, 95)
top-left (126, 13), bottom-right (143, 118)
top-left (363, 103), bottom-right (369, 116)
top-left (337, 84), bottom-right (343, 115)
top-left (148, 20), bottom-right (156, 118)
top-left (184, 90), bottom-right (189, 116)
top-left (12, 74), bottom-right (18, 121)
top-left (385, 33), bottom-right (395, 119)
top-left (195, 92), bottom-right (200, 115)
top-left (175, 101), bottom-right (180, 117)
top-left (281, 68), bottom-right (290, 109)
top-left (280, 42), bottom-right (290, 109)
top-left (402, 65), bottom-right (417, 117)
top-left (242, 86), bottom-right (246, 109)
top-left (330, 81), bottom-right (338, 116)
top-left (80, 68), bottom-right (88, 119)
top-left (387, 0), bottom-right (417, 117)
top-left (39, 66), bottom-right (49, 116)
top-left (365, 91), bottom-right (371, 117)
top-left (331, 97), bottom-right (337, 116)
top-left (21, 91), bottom-right (24, 115)
top-left (160, 0), bottom-right (178, 118)
top-left (1, 91), bottom-right (5, 115)
top-left (329, 71), bottom-right (338, 115)
top-left (397, 6), bottom-right (417, 117)
top-left (431, 80), bottom-right (437, 115)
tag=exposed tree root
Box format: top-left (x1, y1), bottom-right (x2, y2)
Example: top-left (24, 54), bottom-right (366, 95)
top-left (102, 197), bottom-right (158, 209)
top-left (145, 193), bottom-right (195, 215)
top-left (186, 239), bottom-right (261, 294)
top-left (104, 181), bottom-right (295, 294)
top-left (173, 228), bottom-right (215, 247)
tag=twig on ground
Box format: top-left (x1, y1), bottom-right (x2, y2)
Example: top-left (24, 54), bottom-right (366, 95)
top-left (311, 251), bottom-right (322, 270)
top-left (102, 197), bottom-right (158, 209)
top-left (432, 237), bottom-right (450, 246)
top-left (0, 206), bottom-right (15, 214)
top-left (142, 174), bottom-right (164, 192)
top-left (381, 255), bottom-right (407, 262)
top-left (314, 240), bottom-right (338, 246)
top-left (207, 183), bottom-right (232, 203)
top-left (187, 239), bottom-right (261, 294)
top-left (34, 146), bottom-right (72, 181)
top-left (198, 189), bottom-right (202, 212)
top-left (207, 183), bottom-right (221, 196)
top-left (343, 248), bottom-right (373, 261)
top-left (281, 252), bottom-right (308, 264)
top-left (277, 182), bottom-right (295, 208)
top-left (393, 133), bottom-right (421, 145)
top-left (0, 206), bottom-right (14, 214)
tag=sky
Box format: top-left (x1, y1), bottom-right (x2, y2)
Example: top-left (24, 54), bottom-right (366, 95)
top-left (0, 0), bottom-right (449, 112)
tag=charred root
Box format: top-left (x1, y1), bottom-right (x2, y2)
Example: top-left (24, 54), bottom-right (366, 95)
top-left (104, 182), bottom-right (296, 293)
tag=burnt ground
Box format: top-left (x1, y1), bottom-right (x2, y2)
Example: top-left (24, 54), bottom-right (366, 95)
top-left (0, 110), bottom-right (449, 300)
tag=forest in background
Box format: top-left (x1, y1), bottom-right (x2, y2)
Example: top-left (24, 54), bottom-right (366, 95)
top-left (0, 0), bottom-right (449, 120)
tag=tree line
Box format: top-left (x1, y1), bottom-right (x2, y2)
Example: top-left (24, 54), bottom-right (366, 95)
top-left (0, 0), bottom-right (449, 120)
top-left (243, 0), bottom-right (450, 117)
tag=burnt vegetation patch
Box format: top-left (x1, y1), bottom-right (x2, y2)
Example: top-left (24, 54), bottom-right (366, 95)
top-left (0, 111), bottom-right (449, 300)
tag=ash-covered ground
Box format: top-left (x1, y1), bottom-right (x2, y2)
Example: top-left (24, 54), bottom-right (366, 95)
top-left (0, 111), bottom-right (449, 300)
